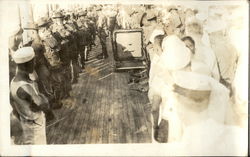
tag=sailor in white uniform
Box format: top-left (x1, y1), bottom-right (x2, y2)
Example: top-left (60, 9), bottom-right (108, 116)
top-left (10, 47), bottom-right (53, 144)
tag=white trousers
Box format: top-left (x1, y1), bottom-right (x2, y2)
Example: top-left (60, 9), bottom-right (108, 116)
top-left (20, 113), bottom-right (46, 145)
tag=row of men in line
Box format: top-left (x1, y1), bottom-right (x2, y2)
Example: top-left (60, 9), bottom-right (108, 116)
top-left (9, 6), bottom-right (110, 144)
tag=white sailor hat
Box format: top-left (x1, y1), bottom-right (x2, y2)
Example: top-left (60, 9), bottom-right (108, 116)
top-left (12, 47), bottom-right (35, 64)
top-left (149, 28), bottom-right (165, 44)
top-left (160, 35), bottom-right (191, 70)
top-left (173, 71), bottom-right (211, 91)
top-left (172, 71), bottom-right (211, 101)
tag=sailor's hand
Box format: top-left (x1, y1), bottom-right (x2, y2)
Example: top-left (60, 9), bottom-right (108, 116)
top-left (44, 109), bottom-right (56, 122)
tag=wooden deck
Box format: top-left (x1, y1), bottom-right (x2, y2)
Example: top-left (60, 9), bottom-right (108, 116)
top-left (46, 37), bottom-right (152, 144)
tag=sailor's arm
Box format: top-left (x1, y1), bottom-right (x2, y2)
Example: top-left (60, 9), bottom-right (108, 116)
top-left (17, 84), bottom-right (49, 111)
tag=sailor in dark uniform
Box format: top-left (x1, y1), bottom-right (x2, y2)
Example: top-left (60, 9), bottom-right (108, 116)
top-left (76, 10), bottom-right (92, 66)
top-left (64, 12), bottom-right (80, 83)
top-left (37, 17), bottom-right (64, 109)
top-left (50, 11), bottom-right (72, 98)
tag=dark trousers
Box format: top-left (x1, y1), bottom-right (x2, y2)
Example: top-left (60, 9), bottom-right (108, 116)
top-left (100, 38), bottom-right (108, 57)
top-left (71, 53), bottom-right (80, 81)
top-left (69, 41), bottom-right (80, 82)
top-left (79, 45), bottom-right (88, 68)
top-left (97, 29), bottom-right (108, 58)
top-left (90, 27), bottom-right (96, 45)
top-left (62, 64), bottom-right (72, 94)
top-left (50, 68), bottom-right (64, 103)
top-left (35, 64), bottom-right (53, 101)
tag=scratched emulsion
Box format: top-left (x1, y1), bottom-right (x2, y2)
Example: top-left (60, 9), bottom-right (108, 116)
top-left (46, 37), bottom-right (151, 144)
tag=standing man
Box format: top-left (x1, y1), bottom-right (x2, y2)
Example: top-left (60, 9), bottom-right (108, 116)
top-left (50, 11), bottom-right (72, 98)
top-left (37, 17), bottom-right (63, 109)
top-left (106, 6), bottom-right (118, 38)
top-left (96, 6), bottom-right (109, 59)
top-left (64, 13), bottom-right (80, 83)
top-left (87, 6), bottom-right (97, 47)
top-left (10, 47), bottom-right (53, 144)
top-left (76, 10), bottom-right (92, 65)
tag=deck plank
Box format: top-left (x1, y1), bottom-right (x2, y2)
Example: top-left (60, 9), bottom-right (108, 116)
top-left (123, 74), bottom-right (138, 143)
top-left (72, 66), bottom-right (93, 144)
top-left (107, 72), bottom-right (115, 143)
top-left (122, 75), bottom-right (133, 143)
top-left (99, 67), bottom-right (112, 143)
top-left (84, 72), bottom-right (99, 143)
top-left (120, 73), bottom-right (133, 143)
top-left (67, 73), bottom-right (90, 144)
top-left (77, 72), bottom-right (96, 144)
top-left (98, 75), bottom-right (108, 143)
top-left (91, 73), bottom-right (105, 143)
top-left (133, 91), bottom-right (149, 143)
top-left (103, 72), bottom-right (113, 143)
top-left (76, 45), bottom-right (100, 144)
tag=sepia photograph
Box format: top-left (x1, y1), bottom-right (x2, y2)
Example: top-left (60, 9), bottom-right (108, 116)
top-left (0, 0), bottom-right (248, 156)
